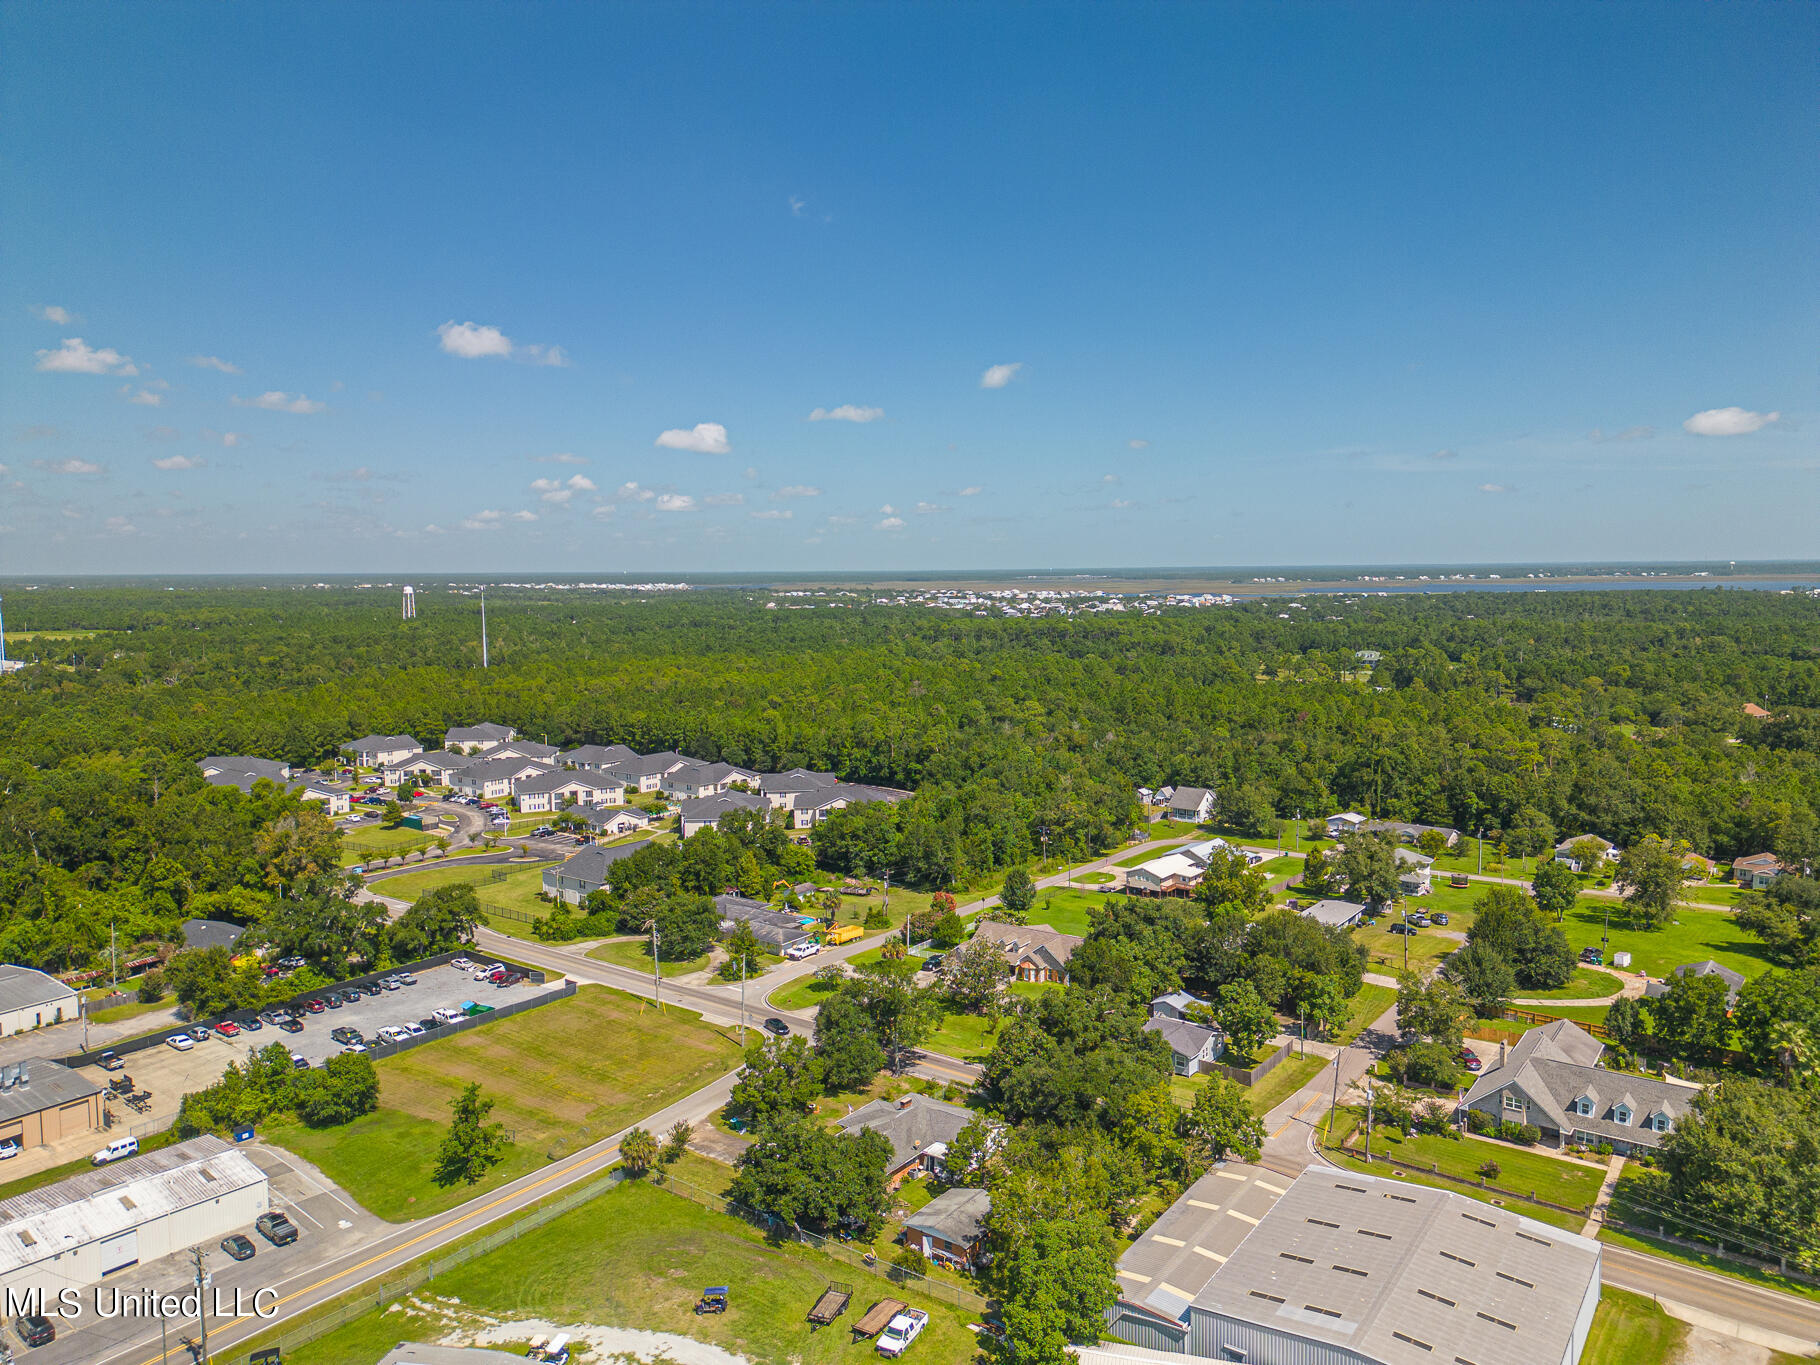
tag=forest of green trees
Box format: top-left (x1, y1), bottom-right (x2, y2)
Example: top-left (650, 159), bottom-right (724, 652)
top-left (2, 583), bottom-right (1818, 974)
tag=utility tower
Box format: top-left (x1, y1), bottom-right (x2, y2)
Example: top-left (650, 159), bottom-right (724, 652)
top-left (401, 584), bottom-right (416, 620)
top-left (480, 587), bottom-right (489, 667)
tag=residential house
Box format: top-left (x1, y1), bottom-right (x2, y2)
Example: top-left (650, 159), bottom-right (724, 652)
top-left (1143, 1014), bottom-right (1226, 1076)
top-left (202, 766), bottom-right (350, 815)
top-left (1643, 959), bottom-right (1745, 1007)
top-left (451, 757), bottom-right (556, 800)
top-left (1554, 834), bottom-right (1617, 872)
top-left (542, 839), bottom-right (654, 904)
top-left (574, 805), bottom-right (652, 839)
top-left (969, 920), bottom-right (1083, 984)
top-left (1742, 702), bottom-right (1772, 720)
top-left (834, 1094), bottom-right (980, 1189)
top-left (1148, 990), bottom-right (1210, 1021)
top-left (344, 735), bottom-right (424, 768)
top-left (787, 782), bottom-right (910, 829)
top-left (755, 769), bottom-right (841, 810)
top-left (1358, 818), bottom-right (1460, 848)
top-left (602, 750), bottom-right (690, 793)
top-left (1394, 846), bottom-right (1434, 895)
top-left (1124, 851), bottom-right (1209, 897)
top-left (1680, 851), bottom-right (1716, 880)
top-left (382, 749), bottom-right (477, 786)
top-left (1134, 785), bottom-right (1155, 805)
top-left (1154, 784), bottom-right (1177, 805)
top-left (1324, 811), bottom-right (1367, 838)
top-left (677, 791), bottom-right (771, 837)
top-left (1298, 899), bottom-right (1365, 929)
top-left (489, 739), bottom-right (560, 763)
top-left (180, 918), bottom-right (247, 953)
top-left (713, 894), bottom-right (814, 952)
top-left (663, 760), bottom-right (761, 800)
top-left (555, 743), bottom-right (640, 771)
top-left (1732, 851), bottom-right (1785, 890)
top-left (199, 755), bottom-right (291, 783)
top-left (295, 776), bottom-right (352, 816)
top-left (513, 769), bottom-right (624, 814)
top-left (443, 722), bottom-right (517, 753)
top-left (1461, 1017), bottom-right (1695, 1154)
top-left (902, 1188), bottom-right (991, 1271)
top-left (1167, 786), bottom-right (1215, 823)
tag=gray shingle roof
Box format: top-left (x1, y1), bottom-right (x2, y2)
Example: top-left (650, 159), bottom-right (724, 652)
top-left (346, 734), bottom-right (421, 752)
top-left (1142, 1015), bottom-right (1225, 1063)
top-left (1462, 1018), bottom-right (1693, 1146)
top-left (970, 920), bottom-right (1083, 974)
top-left (834, 1095), bottom-right (977, 1172)
top-left (757, 769), bottom-right (840, 793)
top-left (180, 918), bottom-right (247, 953)
top-left (199, 755), bottom-right (290, 782)
top-left (795, 782), bottom-right (910, 812)
top-left (556, 743), bottom-right (639, 768)
top-left (905, 1187), bottom-right (991, 1247)
top-left (444, 722), bottom-right (515, 744)
top-left (677, 791), bottom-right (770, 825)
top-left (543, 838), bottom-right (653, 891)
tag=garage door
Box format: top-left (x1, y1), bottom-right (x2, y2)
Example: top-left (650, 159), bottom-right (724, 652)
top-left (99, 1230), bottom-right (138, 1275)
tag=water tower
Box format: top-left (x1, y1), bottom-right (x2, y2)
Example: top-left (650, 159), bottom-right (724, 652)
top-left (402, 585), bottom-right (417, 620)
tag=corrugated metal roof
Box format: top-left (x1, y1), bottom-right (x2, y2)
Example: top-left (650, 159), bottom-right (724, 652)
top-left (0, 1135), bottom-right (266, 1275)
top-left (0, 1059), bottom-right (101, 1125)
top-left (0, 965), bottom-right (76, 1015)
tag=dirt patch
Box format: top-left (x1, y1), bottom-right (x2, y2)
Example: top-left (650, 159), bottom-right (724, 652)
top-left (1675, 1326), bottom-right (1774, 1365)
top-left (386, 1298), bottom-right (755, 1364)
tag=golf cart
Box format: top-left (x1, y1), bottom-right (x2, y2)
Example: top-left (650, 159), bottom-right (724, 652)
top-left (695, 1286), bottom-right (729, 1315)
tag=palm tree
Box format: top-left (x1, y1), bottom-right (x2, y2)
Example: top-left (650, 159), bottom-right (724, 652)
top-left (620, 1126), bottom-right (659, 1175)
top-left (1770, 1020), bottom-right (1815, 1088)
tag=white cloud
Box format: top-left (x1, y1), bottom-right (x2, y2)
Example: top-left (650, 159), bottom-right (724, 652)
top-left (616, 481), bottom-right (655, 502)
top-left (220, 431), bottom-right (246, 447)
top-left (1128, 439), bottom-right (1149, 450)
top-left (508, 509), bottom-right (538, 522)
top-left (656, 493), bottom-right (697, 512)
top-left (655, 423), bottom-right (731, 454)
top-left (103, 515), bottom-right (137, 536)
top-left (704, 492), bottom-right (746, 506)
top-left (827, 514), bottom-right (859, 526)
top-left (774, 485), bottom-right (821, 499)
top-left (913, 501), bottom-right (951, 514)
top-left (876, 516), bottom-right (905, 530)
top-left (536, 451), bottom-right (587, 464)
top-left (743, 466), bottom-right (760, 480)
top-left (531, 473), bottom-right (596, 504)
top-left (1102, 473), bottom-right (1118, 483)
top-left (958, 485), bottom-right (983, 496)
top-left (187, 354), bottom-right (241, 374)
top-left (1431, 448), bottom-right (1458, 460)
top-left (461, 509), bottom-right (504, 530)
top-left (423, 523), bottom-right (447, 535)
top-left (789, 195), bottom-right (806, 217)
top-left (880, 504), bottom-right (896, 515)
top-left (152, 454), bottom-right (206, 471)
top-left (752, 508), bottom-right (793, 520)
top-left (979, 362), bottom-right (1022, 389)
top-left (37, 457), bottom-right (102, 475)
top-left (35, 337), bottom-right (137, 375)
top-left (232, 391), bottom-right (325, 414)
top-left (1110, 498), bottom-right (1132, 509)
top-left (523, 343), bottom-right (569, 367)
top-left (122, 386), bottom-right (163, 407)
top-left (1478, 483), bottom-right (1510, 494)
top-left (1683, 407), bottom-right (1779, 437)
top-left (808, 405), bottom-right (884, 423)
top-left (32, 305), bottom-right (74, 325)
top-left (590, 503), bottom-right (616, 520)
top-left (437, 320), bottom-right (513, 359)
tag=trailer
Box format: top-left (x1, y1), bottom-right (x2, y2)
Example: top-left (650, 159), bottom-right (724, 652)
top-left (807, 1282), bottom-right (853, 1330)
top-left (852, 1297), bottom-right (908, 1341)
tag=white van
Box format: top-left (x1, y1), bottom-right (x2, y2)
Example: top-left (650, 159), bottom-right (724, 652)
top-left (92, 1136), bottom-right (139, 1166)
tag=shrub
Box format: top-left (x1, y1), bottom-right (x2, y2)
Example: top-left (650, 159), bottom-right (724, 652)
top-left (1519, 1123), bottom-right (1542, 1145)
top-left (862, 905), bottom-right (890, 931)
top-left (1595, 1142), bottom-right (1614, 1157)
top-left (1465, 1109), bottom-right (1495, 1135)
top-left (1478, 1160), bottom-right (1502, 1182)
top-left (136, 971), bottom-right (166, 1003)
top-left (892, 1246), bottom-right (930, 1275)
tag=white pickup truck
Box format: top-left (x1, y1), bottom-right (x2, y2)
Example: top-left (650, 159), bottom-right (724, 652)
top-left (875, 1309), bottom-right (928, 1357)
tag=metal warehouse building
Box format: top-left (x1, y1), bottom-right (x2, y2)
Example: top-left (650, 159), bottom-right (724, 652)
top-left (1109, 1163), bottom-right (1601, 1365)
top-left (0, 1135), bottom-right (269, 1301)
top-left (0, 964), bottom-right (79, 1037)
top-left (0, 1058), bottom-right (104, 1151)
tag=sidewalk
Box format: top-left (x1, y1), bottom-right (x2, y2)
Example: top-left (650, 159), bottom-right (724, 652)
top-left (1582, 1153), bottom-right (1626, 1236)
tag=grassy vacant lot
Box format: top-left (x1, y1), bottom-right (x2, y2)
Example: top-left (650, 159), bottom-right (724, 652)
top-left (587, 936), bottom-right (712, 977)
top-left (1352, 922), bottom-right (1458, 974)
top-left (1326, 1106), bottom-right (1607, 1211)
top-left (1332, 983), bottom-right (1397, 1044)
top-left (923, 1011), bottom-right (1003, 1061)
top-left (1170, 1052), bottom-right (1329, 1118)
top-left (766, 971), bottom-right (840, 1013)
top-left (1519, 966), bottom-right (1622, 1000)
top-left (374, 861), bottom-right (558, 925)
top-left (1021, 887), bottom-right (1108, 936)
top-left (339, 823), bottom-right (440, 864)
top-left (1076, 869), bottom-right (1115, 884)
top-left (1581, 1286), bottom-right (1687, 1365)
top-left (1558, 899), bottom-right (1770, 981)
top-left (265, 985), bottom-right (743, 1220)
top-left (88, 995), bottom-right (172, 1025)
top-left (249, 1177), bottom-right (984, 1365)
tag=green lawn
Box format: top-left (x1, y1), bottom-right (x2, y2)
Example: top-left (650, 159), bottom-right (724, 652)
top-left (372, 860), bottom-right (559, 924)
top-left (1170, 1052), bottom-right (1329, 1117)
top-left (922, 1011), bottom-right (1004, 1061)
top-left (588, 936), bottom-right (712, 977)
top-left (263, 985), bottom-right (743, 1220)
top-left (1325, 1106), bottom-right (1607, 1211)
top-left (1076, 870), bottom-right (1115, 884)
top-left (766, 972), bottom-right (842, 1013)
top-left (1511, 1002), bottom-right (1613, 1028)
top-left (1008, 979), bottom-right (1063, 1001)
top-left (1020, 888), bottom-right (1105, 936)
top-left (1518, 966), bottom-right (1623, 1000)
top-left (1116, 842), bottom-right (1187, 867)
top-left (1557, 898), bottom-right (1773, 981)
top-left (1255, 854), bottom-right (1303, 877)
top-left (1332, 983), bottom-right (1397, 1044)
top-left (240, 1177), bottom-right (984, 1365)
top-left (87, 995), bottom-right (172, 1025)
top-left (1352, 922), bottom-right (1457, 975)
top-left (338, 823), bottom-right (440, 865)
top-left (1581, 1287), bottom-right (1687, 1365)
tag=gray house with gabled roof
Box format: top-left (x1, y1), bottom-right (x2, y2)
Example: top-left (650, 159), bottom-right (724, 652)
top-left (1643, 959), bottom-right (1745, 1006)
top-left (1461, 1018), bottom-right (1697, 1154)
top-left (542, 839), bottom-right (654, 904)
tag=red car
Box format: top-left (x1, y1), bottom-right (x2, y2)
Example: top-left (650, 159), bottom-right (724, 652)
top-left (215, 1021), bottom-right (240, 1039)
top-left (304, 998), bottom-right (326, 1014)
top-left (1459, 1049), bottom-right (1482, 1072)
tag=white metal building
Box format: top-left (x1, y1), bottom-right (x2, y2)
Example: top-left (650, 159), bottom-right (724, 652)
top-left (0, 1135), bottom-right (269, 1301)
top-left (0, 965), bottom-right (78, 1037)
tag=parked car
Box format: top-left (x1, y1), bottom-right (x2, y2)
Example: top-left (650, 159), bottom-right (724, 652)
top-left (379, 977), bottom-right (401, 991)
top-left (876, 1309), bottom-right (928, 1358)
top-left (279, 1018), bottom-right (304, 1034)
top-left (188, 1024), bottom-right (213, 1041)
top-left (401, 1021), bottom-right (425, 1037)
top-left (221, 1234), bottom-right (256, 1261)
top-left (1431, 912), bottom-right (1450, 926)
top-left (289, 1053), bottom-right (310, 1070)
top-left (1459, 1049), bottom-right (1483, 1073)
top-left (1388, 923), bottom-right (1416, 936)
top-left (1579, 947), bottom-right (1604, 965)
top-left (783, 941), bottom-right (820, 960)
top-left (532, 825), bottom-right (555, 837)
top-left (1405, 913), bottom-right (1430, 928)
top-left (762, 1017), bottom-right (790, 1036)
top-left (13, 1314), bottom-right (56, 1347)
top-left (92, 1136), bottom-right (139, 1166)
top-left (240, 1016), bottom-right (263, 1033)
top-left (496, 971), bottom-right (525, 987)
top-left (434, 1006), bottom-right (465, 1024)
top-left (450, 957), bottom-right (473, 970)
top-left (304, 998), bottom-right (327, 1014)
top-left (920, 954), bottom-right (945, 973)
top-left (0, 1140), bottom-right (19, 1161)
top-left (166, 1033), bottom-right (196, 1052)
top-left (396, 971), bottom-right (417, 986)
top-left (99, 1050), bottom-right (124, 1071)
top-left (472, 964), bottom-right (499, 980)
top-left (215, 1021), bottom-right (241, 1039)
top-left (330, 1026), bottom-right (362, 1045)
top-left (324, 994), bottom-right (343, 1009)
top-left (255, 1211), bottom-right (300, 1245)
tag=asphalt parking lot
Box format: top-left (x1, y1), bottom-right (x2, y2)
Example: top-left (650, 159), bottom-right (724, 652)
top-left (80, 963), bottom-right (567, 1124)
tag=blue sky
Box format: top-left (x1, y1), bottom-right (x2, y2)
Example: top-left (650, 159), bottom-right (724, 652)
top-left (3, 2), bottom-right (1815, 574)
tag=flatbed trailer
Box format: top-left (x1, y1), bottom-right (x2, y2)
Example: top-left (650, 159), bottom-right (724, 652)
top-left (808, 1282), bottom-right (853, 1329)
top-left (852, 1296), bottom-right (908, 1340)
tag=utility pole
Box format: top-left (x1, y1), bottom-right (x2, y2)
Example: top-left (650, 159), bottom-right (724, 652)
top-left (1364, 1077), bottom-right (1375, 1164)
top-left (110, 920), bottom-right (118, 991)
top-left (739, 953), bottom-right (748, 1044)
top-left (189, 1245), bottom-right (210, 1363)
top-left (650, 922), bottom-right (661, 1010)
top-left (1477, 828), bottom-right (1484, 876)
top-left (1325, 1048), bottom-right (1341, 1145)
top-left (1298, 1007), bottom-right (1305, 1057)
top-left (480, 587), bottom-right (489, 668)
